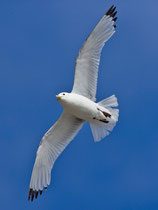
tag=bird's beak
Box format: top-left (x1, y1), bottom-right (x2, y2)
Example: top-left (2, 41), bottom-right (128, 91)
top-left (56, 95), bottom-right (61, 99)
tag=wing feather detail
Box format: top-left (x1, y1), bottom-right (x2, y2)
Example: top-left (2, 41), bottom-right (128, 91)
top-left (72, 5), bottom-right (118, 101)
top-left (28, 112), bottom-right (84, 201)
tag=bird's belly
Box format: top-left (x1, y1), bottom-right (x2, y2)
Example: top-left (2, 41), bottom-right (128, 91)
top-left (72, 105), bottom-right (95, 120)
top-left (64, 97), bottom-right (97, 121)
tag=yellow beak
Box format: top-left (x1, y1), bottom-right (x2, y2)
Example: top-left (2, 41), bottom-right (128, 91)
top-left (56, 95), bottom-right (61, 99)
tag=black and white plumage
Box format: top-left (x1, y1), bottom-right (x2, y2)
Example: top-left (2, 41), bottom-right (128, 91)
top-left (28, 5), bottom-right (119, 202)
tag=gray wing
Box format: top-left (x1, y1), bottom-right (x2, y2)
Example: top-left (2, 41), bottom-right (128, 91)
top-left (72, 5), bottom-right (118, 101)
top-left (28, 112), bottom-right (84, 201)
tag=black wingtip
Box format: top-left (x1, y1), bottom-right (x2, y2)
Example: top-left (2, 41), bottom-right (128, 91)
top-left (105, 5), bottom-right (114, 16)
top-left (112, 11), bottom-right (117, 19)
top-left (105, 5), bottom-right (118, 28)
top-left (111, 6), bottom-right (116, 15)
top-left (28, 187), bottom-right (47, 202)
top-left (113, 17), bottom-right (118, 22)
top-left (35, 191), bottom-right (38, 199)
top-left (31, 193), bottom-right (34, 202)
top-left (28, 188), bottom-right (32, 201)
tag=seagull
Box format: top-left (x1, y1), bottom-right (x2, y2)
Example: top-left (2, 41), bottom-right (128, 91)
top-left (28, 5), bottom-right (119, 201)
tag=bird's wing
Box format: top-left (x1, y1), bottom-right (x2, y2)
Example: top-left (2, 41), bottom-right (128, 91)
top-left (72, 5), bottom-right (118, 101)
top-left (28, 112), bottom-right (84, 201)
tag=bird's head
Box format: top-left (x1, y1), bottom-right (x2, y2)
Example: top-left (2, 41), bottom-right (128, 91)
top-left (56, 92), bottom-right (69, 101)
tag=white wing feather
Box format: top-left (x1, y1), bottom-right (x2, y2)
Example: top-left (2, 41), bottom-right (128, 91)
top-left (28, 112), bottom-right (84, 201)
top-left (72, 6), bottom-right (117, 101)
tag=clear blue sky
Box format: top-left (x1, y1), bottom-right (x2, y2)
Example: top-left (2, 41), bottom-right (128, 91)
top-left (1, 0), bottom-right (158, 209)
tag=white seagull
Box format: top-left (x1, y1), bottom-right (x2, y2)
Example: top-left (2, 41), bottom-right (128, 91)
top-left (28, 5), bottom-right (119, 201)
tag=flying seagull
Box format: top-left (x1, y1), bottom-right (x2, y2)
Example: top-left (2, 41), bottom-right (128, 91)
top-left (28, 5), bottom-right (119, 201)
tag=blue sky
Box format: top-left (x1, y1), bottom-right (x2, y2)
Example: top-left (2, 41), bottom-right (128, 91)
top-left (0, 0), bottom-right (158, 209)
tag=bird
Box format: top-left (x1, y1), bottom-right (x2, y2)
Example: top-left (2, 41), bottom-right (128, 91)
top-left (28, 5), bottom-right (119, 201)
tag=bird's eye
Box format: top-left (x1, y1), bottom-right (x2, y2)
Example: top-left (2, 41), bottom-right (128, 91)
top-left (63, 93), bottom-right (65, 95)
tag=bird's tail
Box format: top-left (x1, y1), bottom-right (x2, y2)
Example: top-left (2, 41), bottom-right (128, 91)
top-left (90, 95), bottom-right (119, 142)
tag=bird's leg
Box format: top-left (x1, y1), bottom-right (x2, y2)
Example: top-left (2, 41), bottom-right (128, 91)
top-left (97, 108), bottom-right (111, 118)
top-left (99, 119), bottom-right (109, 123)
top-left (93, 117), bottom-right (109, 123)
top-left (92, 108), bottom-right (111, 123)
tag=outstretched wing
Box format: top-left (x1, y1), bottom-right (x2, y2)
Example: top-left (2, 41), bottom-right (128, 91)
top-left (28, 112), bottom-right (84, 201)
top-left (72, 5), bottom-right (118, 101)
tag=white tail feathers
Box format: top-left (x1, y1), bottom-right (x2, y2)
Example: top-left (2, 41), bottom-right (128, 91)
top-left (98, 94), bottom-right (118, 108)
top-left (90, 121), bottom-right (110, 141)
top-left (90, 95), bottom-right (119, 142)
